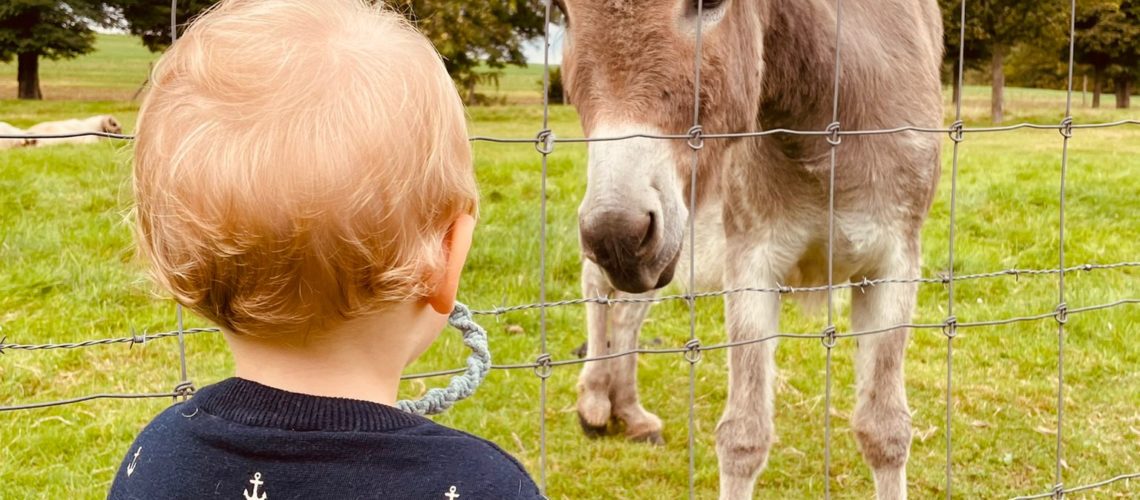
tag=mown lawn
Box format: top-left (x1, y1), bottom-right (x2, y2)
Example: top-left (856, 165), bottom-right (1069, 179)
top-left (2, 35), bottom-right (1139, 499)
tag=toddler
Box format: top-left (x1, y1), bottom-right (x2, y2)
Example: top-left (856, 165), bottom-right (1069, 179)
top-left (109, 1), bottom-right (541, 498)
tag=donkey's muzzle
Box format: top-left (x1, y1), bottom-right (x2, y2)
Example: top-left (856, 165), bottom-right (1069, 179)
top-left (579, 207), bottom-right (673, 293)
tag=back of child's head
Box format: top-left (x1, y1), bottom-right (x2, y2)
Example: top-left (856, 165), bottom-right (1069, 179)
top-left (134, 0), bottom-right (477, 337)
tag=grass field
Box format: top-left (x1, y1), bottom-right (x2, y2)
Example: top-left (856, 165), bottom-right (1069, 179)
top-left (2, 35), bottom-right (1139, 499)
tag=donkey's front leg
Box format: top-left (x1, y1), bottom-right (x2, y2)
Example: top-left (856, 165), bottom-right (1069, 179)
top-left (850, 250), bottom-right (919, 500)
top-left (716, 246), bottom-right (783, 500)
top-left (576, 260), bottom-right (662, 443)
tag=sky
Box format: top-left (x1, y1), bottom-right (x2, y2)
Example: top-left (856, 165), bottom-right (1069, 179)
top-left (521, 24), bottom-right (565, 65)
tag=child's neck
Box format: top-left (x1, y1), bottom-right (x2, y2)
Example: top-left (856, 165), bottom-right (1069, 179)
top-left (224, 302), bottom-right (444, 406)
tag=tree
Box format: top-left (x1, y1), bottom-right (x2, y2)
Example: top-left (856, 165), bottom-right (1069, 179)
top-left (393, 1), bottom-right (546, 104)
top-left (114, 0), bottom-right (547, 105)
top-left (1103, 1), bottom-right (1140, 108)
top-left (113, 0), bottom-right (216, 51)
top-left (1117, 0), bottom-right (1140, 108)
top-left (1074, 1), bottom-right (1140, 108)
top-left (941, 0), bottom-right (1066, 123)
top-left (0, 1), bottom-right (112, 99)
top-left (940, 0), bottom-right (991, 107)
top-left (1005, 42), bottom-right (1070, 90)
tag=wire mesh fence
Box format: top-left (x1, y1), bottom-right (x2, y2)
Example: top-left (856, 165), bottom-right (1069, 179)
top-left (2, 0), bottom-right (1139, 498)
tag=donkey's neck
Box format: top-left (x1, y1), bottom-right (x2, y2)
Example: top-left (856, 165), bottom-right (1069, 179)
top-left (758, 0), bottom-right (841, 134)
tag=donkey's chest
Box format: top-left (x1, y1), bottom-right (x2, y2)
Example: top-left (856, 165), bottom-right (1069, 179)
top-left (781, 209), bottom-right (904, 286)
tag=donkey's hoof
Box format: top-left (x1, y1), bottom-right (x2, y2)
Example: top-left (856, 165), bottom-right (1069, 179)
top-left (628, 430), bottom-right (665, 446)
top-left (578, 413), bottom-right (611, 438)
top-left (576, 390), bottom-right (612, 437)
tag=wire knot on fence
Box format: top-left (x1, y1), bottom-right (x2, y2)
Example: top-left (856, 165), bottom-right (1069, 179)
top-left (1054, 302), bottom-right (1069, 325)
top-left (683, 339), bottom-right (703, 364)
top-left (821, 325), bottom-right (839, 349)
top-left (535, 128), bottom-right (555, 155)
top-left (825, 121), bottom-right (842, 146)
top-left (172, 381), bottom-right (196, 401)
top-left (533, 353), bottom-right (554, 379)
top-left (949, 120), bottom-right (965, 143)
top-left (1051, 483), bottom-right (1065, 499)
top-left (1059, 117), bottom-right (1074, 139)
top-left (686, 125), bottom-right (705, 151)
top-left (941, 316), bottom-right (959, 339)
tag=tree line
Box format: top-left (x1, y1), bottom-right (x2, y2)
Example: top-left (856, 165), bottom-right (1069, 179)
top-left (0, 0), bottom-right (544, 103)
top-left (2, 1), bottom-right (1137, 123)
top-left (942, 0), bottom-right (1139, 122)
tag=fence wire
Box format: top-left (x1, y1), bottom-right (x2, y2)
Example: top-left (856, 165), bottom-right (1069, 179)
top-left (945, 0), bottom-right (966, 492)
top-left (2, 263), bottom-right (1134, 354)
top-left (2, 0), bottom-right (1139, 499)
top-left (9, 119), bottom-right (1140, 144)
top-left (536, 0), bottom-right (553, 492)
top-left (685, 1), bottom-right (709, 498)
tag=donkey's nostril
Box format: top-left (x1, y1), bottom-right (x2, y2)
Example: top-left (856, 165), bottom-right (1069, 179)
top-left (638, 211), bottom-right (657, 254)
top-left (580, 208), bottom-right (660, 262)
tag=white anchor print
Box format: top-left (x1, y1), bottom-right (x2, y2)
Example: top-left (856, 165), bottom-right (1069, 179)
top-left (444, 485), bottom-right (459, 499)
top-left (243, 472), bottom-right (267, 500)
top-left (126, 447), bottom-right (142, 477)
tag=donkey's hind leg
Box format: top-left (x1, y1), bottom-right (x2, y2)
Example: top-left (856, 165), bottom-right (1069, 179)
top-left (575, 260), bottom-right (662, 443)
top-left (850, 249), bottom-right (919, 500)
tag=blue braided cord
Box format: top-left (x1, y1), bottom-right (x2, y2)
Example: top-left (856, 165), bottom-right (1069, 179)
top-left (396, 302), bottom-right (491, 415)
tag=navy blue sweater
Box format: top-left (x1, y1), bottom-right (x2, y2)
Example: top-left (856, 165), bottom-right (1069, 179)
top-left (108, 378), bottom-right (542, 499)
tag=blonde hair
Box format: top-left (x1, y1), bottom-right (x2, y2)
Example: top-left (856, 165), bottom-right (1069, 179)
top-left (134, 0), bottom-right (476, 336)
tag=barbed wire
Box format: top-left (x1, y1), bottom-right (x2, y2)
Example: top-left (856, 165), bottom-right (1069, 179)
top-left (4, 297), bottom-right (1136, 411)
top-left (469, 261), bottom-right (1139, 315)
top-left (1012, 472), bottom-right (1140, 500)
top-left (0, 328), bottom-right (218, 352)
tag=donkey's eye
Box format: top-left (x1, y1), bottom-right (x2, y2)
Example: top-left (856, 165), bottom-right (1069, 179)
top-left (691, 0), bottom-right (725, 11)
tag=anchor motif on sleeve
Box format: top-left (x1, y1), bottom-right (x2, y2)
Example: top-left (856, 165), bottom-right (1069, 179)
top-left (126, 447), bottom-right (142, 477)
top-left (444, 485), bottom-right (459, 499)
top-left (244, 472), bottom-right (267, 500)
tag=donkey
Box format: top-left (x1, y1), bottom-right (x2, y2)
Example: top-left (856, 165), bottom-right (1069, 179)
top-left (559, 0), bottom-right (943, 498)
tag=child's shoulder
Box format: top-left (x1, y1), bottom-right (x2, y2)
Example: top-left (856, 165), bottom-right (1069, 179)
top-left (386, 418), bottom-right (541, 495)
top-left (109, 380), bottom-right (543, 499)
top-left (402, 418), bottom-right (533, 474)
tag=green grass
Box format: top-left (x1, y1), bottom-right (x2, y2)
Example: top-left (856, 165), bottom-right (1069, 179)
top-left (2, 36), bottom-right (1140, 499)
top-left (473, 64), bottom-right (557, 105)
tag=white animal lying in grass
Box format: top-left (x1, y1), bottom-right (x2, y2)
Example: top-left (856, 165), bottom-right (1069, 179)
top-left (26, 115), bottom-right (123, 147)
top-left (0, 121), bottom-right (36, 149)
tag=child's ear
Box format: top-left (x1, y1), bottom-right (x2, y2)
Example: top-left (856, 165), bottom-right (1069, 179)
top-left (427, 214), bottom-right (476, 315)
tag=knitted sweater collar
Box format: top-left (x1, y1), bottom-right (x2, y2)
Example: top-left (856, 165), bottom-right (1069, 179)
top-left (191, 377), bottom-right (428, 432)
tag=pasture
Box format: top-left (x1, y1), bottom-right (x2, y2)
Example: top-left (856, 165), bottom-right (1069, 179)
top-left (2, 35), bottom-right (1139, 499)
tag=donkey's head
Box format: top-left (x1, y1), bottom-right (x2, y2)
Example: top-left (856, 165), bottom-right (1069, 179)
top-left (561, 0), bottom-right (763, 293)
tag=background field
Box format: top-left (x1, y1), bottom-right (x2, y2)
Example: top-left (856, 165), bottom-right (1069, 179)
top-left (2, 35), bottom-right (1139, 499)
